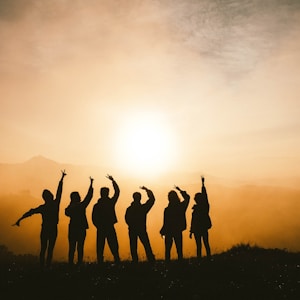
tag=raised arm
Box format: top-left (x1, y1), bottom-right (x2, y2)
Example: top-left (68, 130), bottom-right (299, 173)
top-left (175, 185), bottom-right (190, 210)
top-left (55, 170), bottom-right (67, 204)
top-left (107, 174), bottom-right (120, 204)
top-left (201, 176), bottom-right (210, 214)
top-left (82, 176), bottom-right (94, 207)
top-left (201, 176), bottom-right (208, 201)
top-left (201, 176), bottom-right (206, 193)
top-left (140, 186), bottom-right (155, 212)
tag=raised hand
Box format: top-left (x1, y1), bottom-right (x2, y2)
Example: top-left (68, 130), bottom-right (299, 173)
top-left (61, 169), bottom-right (67, 178)
top-left (89, 176), bottom-right (94, 183)
top-left (12, 220), bottom-right (20, 227)
top-left (106, 174), bottom-right (114, 181)
top-left (201, 176), bottom-right (205, 184)
top-left (139, 186), bottom-right (148, 191)
top-left (174, 185), bottom-right (182, 192)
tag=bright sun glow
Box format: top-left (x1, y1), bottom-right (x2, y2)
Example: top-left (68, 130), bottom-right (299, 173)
top-left (114, 111), bottom-right (176, 176)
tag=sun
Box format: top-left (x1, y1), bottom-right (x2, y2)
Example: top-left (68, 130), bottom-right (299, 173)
top-left (114, 111), bottom-right (176, 176)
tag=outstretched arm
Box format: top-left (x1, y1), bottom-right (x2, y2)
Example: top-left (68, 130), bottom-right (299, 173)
top-left (140, 186), bottom-right (155, 211)
top-left (107, 174), bottom-right (120, 204)
top-left (12, 207), bottom-right (40, 227)
top-left (82, 176), bottom-right (94, 207)
top-left (55, 170), bottom-right (67, 204)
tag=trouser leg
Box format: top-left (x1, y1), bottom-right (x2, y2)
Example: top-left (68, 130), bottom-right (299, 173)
top-left (139, 231), bottom-right (155, 262)
top-left (96, 230), bottom-right (105, 263)
top-left (40, 229), bottom-right (47, 268)
top-left (129, 229), bottom-right (138, 262)
top-left (68, 239), bottom-right (76, 265)
top-left (202, 231), bottom-right (211, 258)
top-left (46, 227), bottom-right (57, 267)
top-left (174, 232), bottom-right (183, 260)
top-left (194, 233), bottom-right (202, 259)
top-left (107, 226), bottom-right (120, 262)
top-left (77, 230), bottom-right (86, 265)
top-left (165, 235), bottom-right (173, 262)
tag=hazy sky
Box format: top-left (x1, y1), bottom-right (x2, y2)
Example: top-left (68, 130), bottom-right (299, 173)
top-left (1, 0), bottom-right (300, 182)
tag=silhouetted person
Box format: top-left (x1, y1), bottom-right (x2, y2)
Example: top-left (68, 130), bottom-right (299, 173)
top-left (125, 186), bottom-right (156, 263)
top-left (92, 175), bottom-right (120, 264)
top-left (160, 186), bottom-right (190, 261)
top-left (13, 170), bottom-right (67, 269)
top-left (65, 176), bottom-right (94, 266)
top-left (189, 176), bottom-right (212, 260)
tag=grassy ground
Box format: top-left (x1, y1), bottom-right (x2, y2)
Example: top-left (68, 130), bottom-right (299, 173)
top-left (1, 244), bottom-right (299, 300)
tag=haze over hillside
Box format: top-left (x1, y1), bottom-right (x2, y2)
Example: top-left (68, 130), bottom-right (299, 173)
top-left (0, 156), bottom-right (299, 261)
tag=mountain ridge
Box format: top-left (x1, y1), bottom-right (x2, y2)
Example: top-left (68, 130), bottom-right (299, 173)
top-left (1, 155), bottom-right (299, 190)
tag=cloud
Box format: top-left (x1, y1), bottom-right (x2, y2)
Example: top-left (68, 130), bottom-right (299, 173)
top-left (162, 0), bottom-right (300, 74)
top-left (2, 0), bottom-right (299, 74)
top-left (0, 0), bottom-right (33, 21)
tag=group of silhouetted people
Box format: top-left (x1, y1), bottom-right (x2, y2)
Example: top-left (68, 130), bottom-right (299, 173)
top-left (13, 171), bottom-right (212, 269)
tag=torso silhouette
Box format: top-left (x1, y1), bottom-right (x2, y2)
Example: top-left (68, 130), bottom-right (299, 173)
top-left (125, 201), bottom-right (152, 231)
top-left (65, 202), bottom-right (89, 229)
top-left (162, 201), bottom-right (188, 235)
top-left (191, 186), bottom-right (211, 233)
top-left (93, 198), bottom-right (117, 227)
top-left (31, 201), bottom-right (59, 229)
top-left (191, 202), bottom-right (211, 233)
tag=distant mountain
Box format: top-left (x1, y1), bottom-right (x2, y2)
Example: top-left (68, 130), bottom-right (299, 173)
top-left (23, 155), bottom-right (60, 166)
top-left (0, 156), bottom-right (84, 196)
top-left (0, 155), bottom-right (60, 169)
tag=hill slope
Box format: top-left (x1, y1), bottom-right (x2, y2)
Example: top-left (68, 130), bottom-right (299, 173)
top-left (0, 244), bottom-right (299, 300)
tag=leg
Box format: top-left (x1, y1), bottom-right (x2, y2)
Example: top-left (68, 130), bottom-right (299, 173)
top-left (96, 229), bottom-right (106, 263)
top-left (40, 228), bottom-right (48, 269)
top-left (139, 231), bottom-right (155, 262)
top-left (77, 229), bottom-right (86, 265)
top-left (107, 226), bottom-right (120, 263)
top-left (68, 240), bottom-right (76, 265)
top-left (129, 229), bottom-right (138, 262)
top-left (202, 230), bottom-right (211, 258)
top-left (174, 232), bottom-right (183, 261)
top-left (68, 227), bottom-right (76, 265)
top-left (46, 226), bottom-right (57, 267)
top-left (194, 233), bottom-right (202, 259)
top-left (164, 234), bottom-right (173, 262)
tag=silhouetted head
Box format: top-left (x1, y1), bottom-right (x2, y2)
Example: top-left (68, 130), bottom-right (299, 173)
top-left (70, 192), bottom-right (81, 203)
top-left (100, 187), bottom-right (109, 198)
top-left (133, 192), bottom-right (142, 203)
top-left (194, 192), bottom-right (203, 204)
top-left (42, 189), bottom-right (54, 203)
top-left (168, 190), bottom-right (180, 205)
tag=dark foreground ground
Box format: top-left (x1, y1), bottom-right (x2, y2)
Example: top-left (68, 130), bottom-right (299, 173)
top-left (1, 244), bottom-right (299, 300)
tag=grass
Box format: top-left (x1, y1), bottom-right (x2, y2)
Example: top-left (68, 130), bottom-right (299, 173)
top-left (0, 244), bottom-right (299, 299)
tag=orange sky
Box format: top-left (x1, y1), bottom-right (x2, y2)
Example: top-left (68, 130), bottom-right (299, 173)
top-left (1, 0), bottom-right (299, 182)
top-left (0, 0), bottom-right (300, 259)
top-left (1, 159), bottom-right (299, 261)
